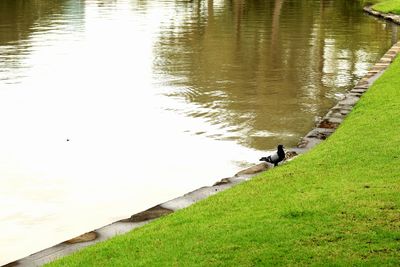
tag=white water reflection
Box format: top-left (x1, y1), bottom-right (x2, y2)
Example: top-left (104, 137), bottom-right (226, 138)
top-left (0, 1), bottom-right (258, 264)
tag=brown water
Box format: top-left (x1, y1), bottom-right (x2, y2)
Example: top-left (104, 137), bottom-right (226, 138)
top-left (0, 0), bottom-right (398, 264)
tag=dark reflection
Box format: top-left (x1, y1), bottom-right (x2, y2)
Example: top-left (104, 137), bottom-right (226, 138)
top-left (153, 0), bottom-right (399, 150)
top-left (0, 0), bottom-right (82, 83)
top-left (0, 0), bottom-right (65, 44)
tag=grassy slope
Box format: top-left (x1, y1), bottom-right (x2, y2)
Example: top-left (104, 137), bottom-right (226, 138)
top-left (372, 0), bottom-right (400, 14)
top-left (47, 56), bottom-right (400, 266)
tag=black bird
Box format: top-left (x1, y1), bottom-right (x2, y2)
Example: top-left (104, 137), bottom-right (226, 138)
top-left (260, 144), bottom-right (285, 166)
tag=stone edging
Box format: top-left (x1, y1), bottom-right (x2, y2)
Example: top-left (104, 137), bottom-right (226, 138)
top-left (298, 42), bottom-right (400, 150)
top-left (4, 44), bottom-right (400, 267)
top-left (363, 6), bottom-right (400, 25)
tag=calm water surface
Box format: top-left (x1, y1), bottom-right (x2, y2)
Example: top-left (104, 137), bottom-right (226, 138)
top-left (0, 0), bottom-right (398, 264)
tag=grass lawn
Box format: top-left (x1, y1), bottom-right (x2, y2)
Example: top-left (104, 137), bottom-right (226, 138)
top-left (46, 52), bottom-right (400, 266)
top-left (371, 0), bottom-right (400, 14)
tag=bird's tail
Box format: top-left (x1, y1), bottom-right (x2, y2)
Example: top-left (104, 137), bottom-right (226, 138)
top-left (259, 156), bottom-right (272, 163)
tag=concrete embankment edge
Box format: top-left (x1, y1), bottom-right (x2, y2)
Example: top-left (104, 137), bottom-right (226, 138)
top-left (363, 6), bottom-right (400, 25)
top-left (5, 43), bottom-right (400, 267)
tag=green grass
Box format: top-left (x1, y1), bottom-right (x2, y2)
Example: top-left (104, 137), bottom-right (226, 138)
top-left (371, 0), bottom-right (400, 14)
top-left (47, 56), bottom-right (400, 266)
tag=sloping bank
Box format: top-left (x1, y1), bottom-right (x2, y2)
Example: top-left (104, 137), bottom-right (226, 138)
top-left (364, 0), bottom-right (400, 24)
top-left (40, 42), bottom-right (400, 265)
top-left (370, 0), bottom-right (400, 15)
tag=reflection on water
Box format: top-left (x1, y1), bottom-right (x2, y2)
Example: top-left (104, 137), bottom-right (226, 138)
top-left (153, 0), bottom-right (397, 149)
top-left (0, 0), bottom-right (398, 264)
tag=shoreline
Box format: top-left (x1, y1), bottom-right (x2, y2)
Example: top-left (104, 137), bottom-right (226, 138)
top-left (5, 13), bottom-right (400, 267)
top-left (10, 42), bottom-right (400, 267)
top-left (363, 6), bottom-right (400, 24)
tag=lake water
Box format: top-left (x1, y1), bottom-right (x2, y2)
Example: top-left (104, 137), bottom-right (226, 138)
top-left (0, 0), bottom-right (398, 264)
